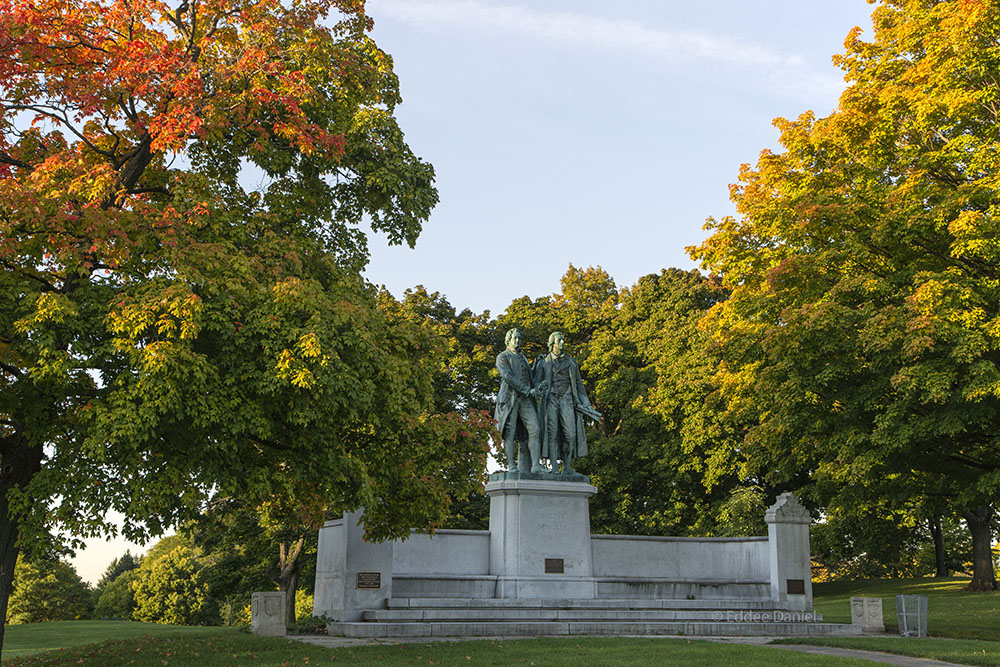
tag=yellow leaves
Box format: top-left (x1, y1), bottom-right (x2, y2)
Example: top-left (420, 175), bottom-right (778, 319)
top-left (275, 332), bottom-right (330, 389)
top-left (949, 210), bottom-right (1000, 265)
top-left (108, 286), bottom-right (203, 361)
top-left (13, 293), bottom-right (79, 380)
top-left (28, 150), bottom-right (118, 205)
top-left (16, 292), bottom-right (79, 330)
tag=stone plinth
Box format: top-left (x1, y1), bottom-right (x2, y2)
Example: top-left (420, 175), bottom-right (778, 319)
top-left (251, 591), bottom-right (286, 636)
top-left (851, 597), bottom-right (884, 633)
top-left (765, 492), bottom-right (813, 612)
top-left (312, 510), bottom-right (393, 622)
top-left (485, 475), bottom-right (598, 598)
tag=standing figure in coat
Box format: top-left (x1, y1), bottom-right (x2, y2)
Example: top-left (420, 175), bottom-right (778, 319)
top-left (495, 328), bottom-right (544, 473)
top-left (533, 331), bottom-right (600, 474)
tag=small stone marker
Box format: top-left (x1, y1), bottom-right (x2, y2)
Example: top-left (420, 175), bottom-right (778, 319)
top-left (850, 597), bottom-right (884, 633)
top-left (251, 591), bottom-right (286, 636)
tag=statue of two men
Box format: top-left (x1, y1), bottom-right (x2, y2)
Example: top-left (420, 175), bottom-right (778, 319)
top-left (494, 328), bottom-right (600, 475)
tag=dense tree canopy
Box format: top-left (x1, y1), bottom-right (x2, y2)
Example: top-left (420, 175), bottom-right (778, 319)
top-left (6, 559), bottom-right (92, 624)
top-left (95, 551), bottom-right (140, 593)
top-left (691, 0), bottom-right (1000, 589)
top-left (0, 0), bottom-right (491, 656)
top-left (580, 268), bottom-right (768, 536)
top-left (132, 543), bottom-right (215, 625)
top-left (94, 569), bottom-right (139, 620)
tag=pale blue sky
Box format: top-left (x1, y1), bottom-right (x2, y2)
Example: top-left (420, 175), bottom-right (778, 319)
top-left (363, 0), bottom-right (875, 315)
top-left (73, 0), bottom-right (876, 583)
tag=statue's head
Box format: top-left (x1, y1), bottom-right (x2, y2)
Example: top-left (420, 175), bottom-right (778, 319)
top-left (504, 328), bottom-right (522, 351)
top-left (548, 331), bottom-right (565, 355)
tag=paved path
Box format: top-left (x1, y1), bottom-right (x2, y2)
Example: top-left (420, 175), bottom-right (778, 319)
top-left (293, 635), bottom-right (972, 666)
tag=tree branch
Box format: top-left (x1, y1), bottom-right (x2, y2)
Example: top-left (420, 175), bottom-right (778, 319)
top-left (4, 104), bottom-right (116, 160)
top-left (0, 259), bottom-right (58, 293)
top-left (127, 186), bottom-right (172, 197)
top-left (947, 453), bottom-right (998, 473)
top-left (0, 151), bottom-right (32, 172)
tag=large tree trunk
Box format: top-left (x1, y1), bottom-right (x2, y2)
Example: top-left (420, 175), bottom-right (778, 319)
top-left (962, 506), bottom-right (997, 591)
top-left (0, 428), bottom-right (42, 661)
top-left (928, 516), bottom-right (947, 578)
top-left (0, 505), bottom-right (21, 662)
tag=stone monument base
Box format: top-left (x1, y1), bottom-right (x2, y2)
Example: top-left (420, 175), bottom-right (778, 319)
top-left (487, 475), bottom-right (597, 599)
top-left (312, 485), bottom-right (851, 637)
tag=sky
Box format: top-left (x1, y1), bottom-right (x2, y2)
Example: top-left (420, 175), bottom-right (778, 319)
top-left (361, 0), bottom-right (877, 316)
top-left (70, 0), bottom-right (877, 584)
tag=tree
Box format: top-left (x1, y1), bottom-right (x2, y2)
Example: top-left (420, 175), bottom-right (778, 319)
top-left (95, 551), bottom-right (140, 593)
top-left (377, 287), bottom-right (500, 529)
top-left (691, 0), bottom-right (1000, 589)
top-left (0, 0), bottom-right (491, 657)
top-left (188, 497), bottom-right (317, 626)
top-left (497, 265), bottom-right (619, 366)
top-left (132, 543), bottom-right (215, 625)
top-left (579, 268), bottom-right (762, 536)
top-left (6, 559), bottom-right (92, 623)
top-left (378, 286), bottom-right (500, 415)
top-left (94, 569), bottom-right (138, 620)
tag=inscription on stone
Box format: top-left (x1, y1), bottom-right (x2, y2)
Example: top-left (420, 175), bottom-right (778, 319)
top-left (544, 558), bottom-right (565, 574)
top-left (356, 571), bottom-right (381, 589)
top-left (786, 578), bottom-right (806, 595)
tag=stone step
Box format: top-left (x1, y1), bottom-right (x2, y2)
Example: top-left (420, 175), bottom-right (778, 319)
top-left (329, 620), bottom-right (863, 639)
top-left (362, 608), bottom-right (825, 623)
top-left (385, 597), bottom-right (781, 611)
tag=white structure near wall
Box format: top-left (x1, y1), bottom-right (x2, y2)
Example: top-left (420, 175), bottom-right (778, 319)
top-left (313, 479), bottom-right (813, 623)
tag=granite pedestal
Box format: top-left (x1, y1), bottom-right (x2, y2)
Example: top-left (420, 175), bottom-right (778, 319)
top-left (486, 473), bottom-right (597, 598)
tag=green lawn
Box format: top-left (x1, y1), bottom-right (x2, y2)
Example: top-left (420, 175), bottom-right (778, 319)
top-left (2, 632), bottom-right (877, 666)
top-left (774, 636), bottom-right (1000, 667)
top-left (812, 576), bottom-right (1000, 641)
top-left (4, 576), bottom-right (999, 665)
top-left (776, 576), bottom-right (1000, 666)
top-left (3, 621), bottom-right (223, 660)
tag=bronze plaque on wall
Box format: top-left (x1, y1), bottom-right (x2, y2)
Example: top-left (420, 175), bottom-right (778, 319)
top-left (544, 558), bottom-right (565, 574)
top-left (356, 571), bottom-right (382, 589)
top-left (786, 578), bottom-right (806, 595)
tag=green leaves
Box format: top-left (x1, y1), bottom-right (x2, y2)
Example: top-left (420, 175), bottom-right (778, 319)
top-left (132, 545), bottom-right (215, 626)
top-left (691, 0), bottom-right (1000, 587)
top-left (6, 560), bottom-right (92, 624)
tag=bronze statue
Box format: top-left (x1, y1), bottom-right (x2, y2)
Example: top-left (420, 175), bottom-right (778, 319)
top-left (494, 328), bottom-right (544, 473)
top-left (533, 331), bottom-right (600, 474)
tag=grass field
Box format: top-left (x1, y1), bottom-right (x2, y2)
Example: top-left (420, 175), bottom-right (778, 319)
top-left (2, 632), bottom-right (878, 666)
top-left (811, 576), bottom-right (1000, 641)
top-left (3, 576), bottom-right (998, 665)
top-left (3, 622), bottom-right (223, 660)
top-left (777, 576), bottom-right (1000, 666)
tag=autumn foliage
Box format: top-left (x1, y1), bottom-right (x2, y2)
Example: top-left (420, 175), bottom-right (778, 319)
top-left (692, 0), bottom-right (1000, 590)
top-left (0, 0), bottom-right (486, 656)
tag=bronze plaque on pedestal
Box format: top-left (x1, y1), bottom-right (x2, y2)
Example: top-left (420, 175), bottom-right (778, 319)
top-left (356, 571), bottom-right (381, 589)
top-left (786, 578), bottom-right (806, 594)
top-left (544, 558), bottom-right (565, 574)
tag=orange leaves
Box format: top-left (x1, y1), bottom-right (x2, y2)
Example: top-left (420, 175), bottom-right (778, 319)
top-left (1, 0), bottom-right (380, 288)
top-left (29, 148), bottom-right (117, 203)
top-left (2, 0), bottom-right (366, 168)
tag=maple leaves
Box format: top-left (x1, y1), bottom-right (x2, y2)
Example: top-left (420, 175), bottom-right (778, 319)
top-left (0, 2), bottom-right (452, 655)
top-left (690, 0), bottom-right (1000, 589)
